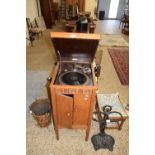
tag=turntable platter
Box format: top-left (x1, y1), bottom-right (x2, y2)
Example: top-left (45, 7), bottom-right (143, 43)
top-left (59, 71), bottom-right (89, 85)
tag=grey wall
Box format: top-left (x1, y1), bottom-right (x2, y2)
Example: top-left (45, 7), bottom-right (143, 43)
top-left (26, 0), bottom-right (38, 21)
top-left (117, 0), bottom-right (126, 19)
top-left (97, 0), bottom-right (126, 19)
top-left (98, 0), bottom-right (111, 19)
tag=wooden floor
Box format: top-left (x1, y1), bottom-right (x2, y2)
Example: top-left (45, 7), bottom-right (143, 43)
top-left (94, 20), bottom-right (129, 42)
top-left (95, 20), bottom-right (121, 34)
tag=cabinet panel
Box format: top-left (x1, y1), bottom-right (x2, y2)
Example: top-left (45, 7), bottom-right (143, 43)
top-left (73, 92), bottom-right (92, 126)
top-left (39, 0), bottom-right (54, 28)
top-left (56, 94), bottom-right (73, 128)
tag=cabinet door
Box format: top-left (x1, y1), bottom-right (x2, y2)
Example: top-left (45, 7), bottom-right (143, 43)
top-left (56, 94), bottom-right (73, 128)
top-left (73, 93), bottom-right (92, 126)
top-left (39, 0), bottom-right (54, 28)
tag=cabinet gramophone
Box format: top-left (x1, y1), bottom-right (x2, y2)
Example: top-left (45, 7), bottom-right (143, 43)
top-left (50, 32), bottom-right (100, 141)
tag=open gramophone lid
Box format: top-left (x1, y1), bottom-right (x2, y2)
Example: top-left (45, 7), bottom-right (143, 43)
top-left (59, 71), bottom-right (89, 86)
top-left (51, 32), bottom-right (100, 63)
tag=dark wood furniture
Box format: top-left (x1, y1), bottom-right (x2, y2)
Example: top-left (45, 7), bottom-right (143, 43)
top-left (65, 0), bottom-right (86, 19)
top-left (53, 2), bottom-right (59, 21)
top-left (39, 0), bottom-right (55, 28)
top-left (89, 23), bottom-right (96, 33)
top-left (66, 0), bottom-right (85, 11)
top-left (65, 20), bottom-right (96, 33)
top-left (120, 14), bottom-right (129, 35)
top-left (78, 0), bottom-right (85, 12)
top-left (65, 23), bottom-right (75, 32)
top-left (120, 14), bottom-right (129, 28)
top-left (122, 28), bottom-right (129, 35)
top-left (50, 32), bottom-right (100, 141)
top-left (66, 1), bottom-right (78, 20)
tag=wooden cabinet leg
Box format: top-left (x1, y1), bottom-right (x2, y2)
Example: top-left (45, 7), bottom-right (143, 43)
top-left (55, 128), bottom-right (59, 140)
top-left (53, 122), bottom-right (59, 140)
top-left (85, 128), bottom-right (90, 141)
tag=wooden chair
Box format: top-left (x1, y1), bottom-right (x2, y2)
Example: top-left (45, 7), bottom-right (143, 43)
top-left (26, 18), bottom-right (43, 46)
top-left (119, 14), bottom-right (129, 35)
top-left (119, 14), bottom-right (129, 29)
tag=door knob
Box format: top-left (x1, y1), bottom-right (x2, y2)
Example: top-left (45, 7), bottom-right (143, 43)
top-left (84, 97), bottom-right (88, 100)
top-left (67, 113), bottom-right (71, 116)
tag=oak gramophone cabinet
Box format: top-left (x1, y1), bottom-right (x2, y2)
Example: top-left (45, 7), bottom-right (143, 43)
top-left (50, 32), bottom-right (100, 141)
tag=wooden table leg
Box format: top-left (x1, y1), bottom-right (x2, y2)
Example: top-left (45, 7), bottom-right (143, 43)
top-left (85, 128), bottom-right (90, 141)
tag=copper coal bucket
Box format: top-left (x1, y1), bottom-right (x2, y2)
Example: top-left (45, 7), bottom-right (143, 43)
top-left (30, 98), bottom-right (51, 127)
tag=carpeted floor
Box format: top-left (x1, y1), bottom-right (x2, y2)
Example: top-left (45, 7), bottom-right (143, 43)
top-left (26, 20), bottom-right (129, 155)
top-left (27, 115), bottom-right (128, 155)
top-left (26, 70), bottom-right (50, 119)
top-left (108, 48), bottom-right (129, 85)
